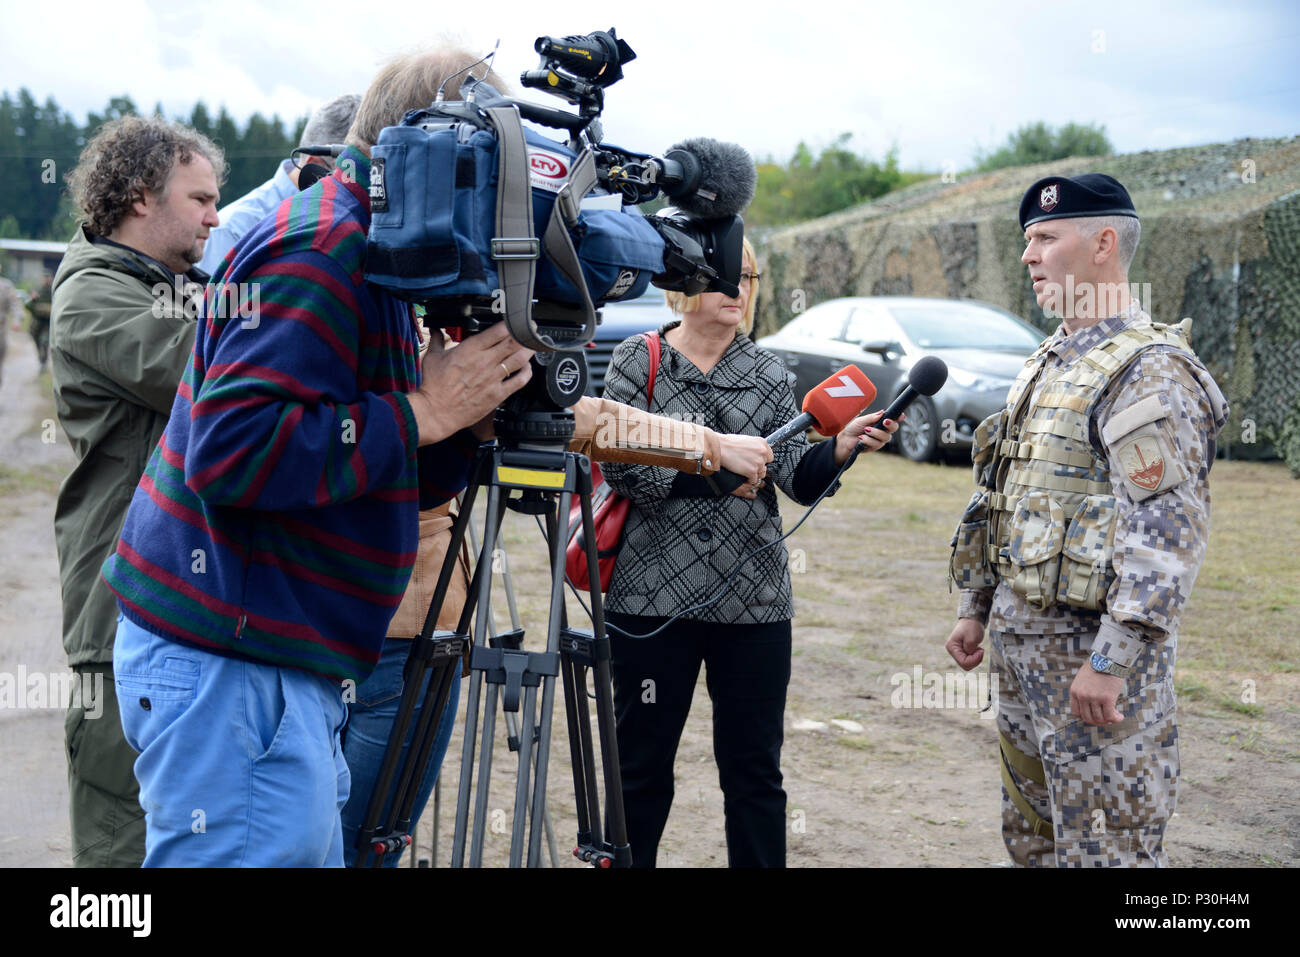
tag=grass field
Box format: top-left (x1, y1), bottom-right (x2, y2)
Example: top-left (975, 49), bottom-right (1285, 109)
top-left (468, 447), bottom-right (1296, 865)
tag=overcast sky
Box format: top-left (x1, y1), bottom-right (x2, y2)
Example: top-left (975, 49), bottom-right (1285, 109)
top-left (2, 0), bottom-right (1297, 172)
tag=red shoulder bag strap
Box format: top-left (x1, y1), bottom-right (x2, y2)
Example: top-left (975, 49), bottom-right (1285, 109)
top-left (640, 331), bottom-right (661, 406)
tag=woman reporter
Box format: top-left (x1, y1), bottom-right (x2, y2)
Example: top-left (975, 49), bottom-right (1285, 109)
top-left (599, 237), bottom-right (898, 868)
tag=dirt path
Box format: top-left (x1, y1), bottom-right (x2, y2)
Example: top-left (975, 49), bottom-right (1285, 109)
top-left (0, 334), bottom-right (76, 866)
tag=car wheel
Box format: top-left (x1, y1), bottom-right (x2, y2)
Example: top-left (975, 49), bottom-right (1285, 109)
top-left (896, 395), bottom-right (939, 462)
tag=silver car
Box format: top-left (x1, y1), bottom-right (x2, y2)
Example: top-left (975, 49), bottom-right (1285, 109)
top-left (757, 297), bottom-right (1045, 461)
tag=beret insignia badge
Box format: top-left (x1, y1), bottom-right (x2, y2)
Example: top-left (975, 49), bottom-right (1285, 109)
top-left (1039, 183), bottom-right (1059, 212)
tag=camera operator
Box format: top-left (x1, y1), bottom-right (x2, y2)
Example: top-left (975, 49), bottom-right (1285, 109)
top-left (101, 48), bottom-right (535, 867)
top-left (345, 319), bottom-right (773, 867)
top-left (332, 52), bottom-right (772, 864)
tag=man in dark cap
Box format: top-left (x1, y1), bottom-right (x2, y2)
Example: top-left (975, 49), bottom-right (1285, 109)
top-left (943, 172), bottom-right (1229, 866)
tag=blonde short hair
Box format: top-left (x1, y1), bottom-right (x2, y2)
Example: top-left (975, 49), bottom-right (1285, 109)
top-left (347, 46), bottom-right (507, 149)
top-left (664, 236), bottom-right (759, 335)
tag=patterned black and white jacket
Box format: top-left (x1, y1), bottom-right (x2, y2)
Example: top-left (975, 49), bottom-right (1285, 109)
top-left (601, 321), bottom-right (842, 624)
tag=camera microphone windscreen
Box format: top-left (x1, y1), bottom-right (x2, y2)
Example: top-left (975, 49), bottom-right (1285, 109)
top-left (664, 138), bottom-right (756, 219)
top-left (907, 355), bottom-right (949, 397)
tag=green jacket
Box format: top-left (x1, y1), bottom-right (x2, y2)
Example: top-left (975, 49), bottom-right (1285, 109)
top-left (50, 226), bottom-right (202, 664)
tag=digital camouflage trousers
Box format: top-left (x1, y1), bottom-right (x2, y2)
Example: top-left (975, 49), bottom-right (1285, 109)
top-left (991, 628), bottom-right (1179, 867)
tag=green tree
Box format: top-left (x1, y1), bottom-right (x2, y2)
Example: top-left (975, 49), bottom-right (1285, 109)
top-left (749, 134), bottom-right (919, 226)
top-left (228, 112), bottom-right (292, 198)
top-left (189, 102), bottom-right (213, 140)
top-left (0, 90), bottom-right (309, 238)
top-left (0, 89), bottom-right (81, 237)
top-left (976, 121), bottom-right (1113, 171)
top-left (84, 95), bottom-right (140, 133)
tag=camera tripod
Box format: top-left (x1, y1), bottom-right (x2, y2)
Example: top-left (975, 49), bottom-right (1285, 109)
top-left (352, 389), bottom-right (631, 868)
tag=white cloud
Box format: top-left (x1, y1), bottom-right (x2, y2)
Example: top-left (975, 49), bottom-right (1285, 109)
top-left (1, 0), bottom-right (1295, 172)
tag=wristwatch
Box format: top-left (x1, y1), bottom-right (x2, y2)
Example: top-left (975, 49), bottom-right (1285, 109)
top-left (1089, 651), bottom-right (1130, 678)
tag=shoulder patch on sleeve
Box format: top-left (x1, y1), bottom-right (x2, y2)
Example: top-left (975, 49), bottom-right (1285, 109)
top-left (1103, 390), bottom-right (1190, 501)
top-left (1113, 431), bottom-right (1179, 498)
top-left (1102, 393), bottom-right (1167, 447)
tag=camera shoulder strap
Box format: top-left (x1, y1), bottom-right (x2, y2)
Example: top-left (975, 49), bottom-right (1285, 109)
top-left (484, 104), bottom-right (599, 352)
top-left (484, 105), bottom-right (542, 348)
top-left (539, 148), bottom-right (598, 348)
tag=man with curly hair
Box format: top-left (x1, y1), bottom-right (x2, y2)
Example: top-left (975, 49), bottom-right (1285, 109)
top-left (50, 114), bottom-right (223, 867)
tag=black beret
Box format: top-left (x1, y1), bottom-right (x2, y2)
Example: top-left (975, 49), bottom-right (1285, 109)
top-left (1018, 173), bottom-right (1137, 231)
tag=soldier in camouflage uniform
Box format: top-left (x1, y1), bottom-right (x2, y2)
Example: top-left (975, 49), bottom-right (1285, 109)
top-left (945, 173), bottom-right (1229, 867)
top-left (27, 273), bottom-right (53, 372)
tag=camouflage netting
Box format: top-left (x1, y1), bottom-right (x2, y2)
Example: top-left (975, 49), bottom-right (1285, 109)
top-left (753, 136), bottom-right (1300, 474)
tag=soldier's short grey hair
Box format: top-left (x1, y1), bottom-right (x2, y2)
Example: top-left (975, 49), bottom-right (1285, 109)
top-left (1076, 215), bottom-right (1141, 271)
top-left (300, 94), bottom-right (361, 147)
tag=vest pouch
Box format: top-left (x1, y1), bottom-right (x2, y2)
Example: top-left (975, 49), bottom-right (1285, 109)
top-left (971, 409), bottom-right (1004, 486)
top-left (1007, 492), bottom-right (1065, 610)
top-left (950, 489), bottom-right (997, 590)
top-left (1058, 493), bottom-right (1118, 610)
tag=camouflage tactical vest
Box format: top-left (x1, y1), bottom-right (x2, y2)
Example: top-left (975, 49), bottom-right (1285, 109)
top-left (950, 318), bottom-right (1194, 611)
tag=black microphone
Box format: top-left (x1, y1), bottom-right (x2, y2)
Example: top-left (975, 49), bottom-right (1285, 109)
top-left (655, 138), bottom-right (756, 219)
top-left (877, 356), bottom-right (948, 424)
top-left (842, 356), bottom-right (949, 468)
top-left (296, 144), bottom-right (346, 159)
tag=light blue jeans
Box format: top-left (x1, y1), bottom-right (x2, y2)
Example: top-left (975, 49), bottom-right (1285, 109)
top-left (340, 635), bottom-right (461, 867)
top-left (114, 614), bottom-right (351, 867)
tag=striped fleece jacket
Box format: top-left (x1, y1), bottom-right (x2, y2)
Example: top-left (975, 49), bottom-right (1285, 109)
top-left (102, 147), bottom-right (479, 683)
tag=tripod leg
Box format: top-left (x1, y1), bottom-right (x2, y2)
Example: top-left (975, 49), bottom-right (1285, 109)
top-left (510, 682), bottom-right (538, 868)
top-left (352, 484), bottom-right (480, 867)
top-left (561, 649), bottom-right (597, 851)
top-left (579, 486), bottom-right (631, 863)
top-left (568, 656), bottom-right (604, 850)
top-left (389, 656), bottom-right (458, 843)
top-left (525, 491), bottom-right (574, 867)
top-left (451, 482), bottom-right (508, 867)
top-left (542, 777), bottom-right (559, 867)
top-left (431, 776), bottom-right (441, 867)
top-left (468, 675), bottom-right (500, 868)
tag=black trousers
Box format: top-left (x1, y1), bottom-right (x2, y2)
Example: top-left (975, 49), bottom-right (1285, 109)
top-left (606, 612), bottom-right (792, 868)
